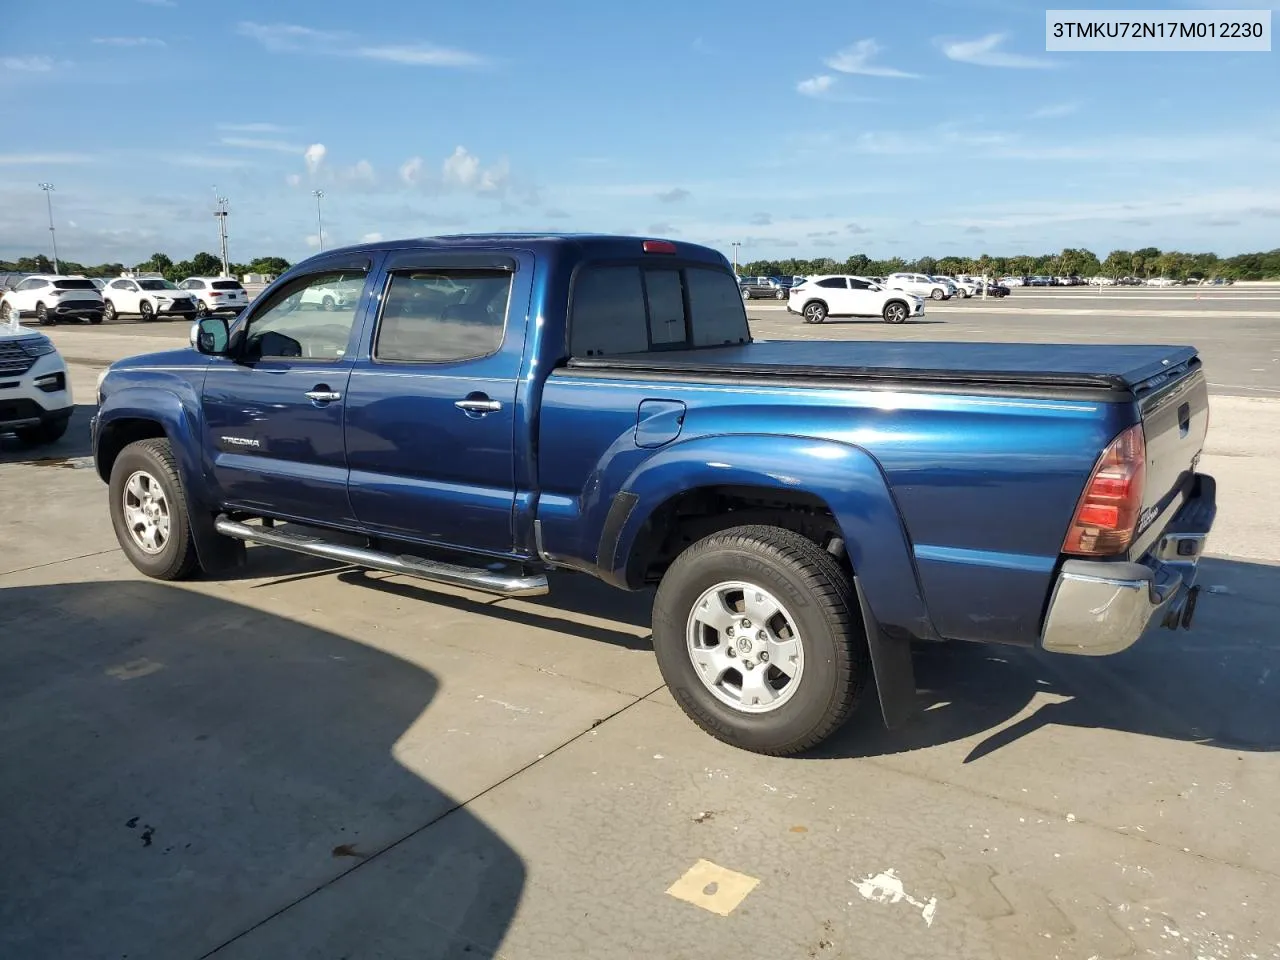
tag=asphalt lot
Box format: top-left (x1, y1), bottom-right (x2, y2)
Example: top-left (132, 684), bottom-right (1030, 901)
top-left (2, 286), bottom-right (1279, 959)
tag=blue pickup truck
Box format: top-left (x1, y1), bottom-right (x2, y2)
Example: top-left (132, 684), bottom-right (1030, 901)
top-left (92, 234), bottom-right (1216, 755)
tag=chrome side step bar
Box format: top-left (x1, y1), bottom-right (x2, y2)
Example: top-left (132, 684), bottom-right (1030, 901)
top-left (213, 516), bottom-right (549, 598)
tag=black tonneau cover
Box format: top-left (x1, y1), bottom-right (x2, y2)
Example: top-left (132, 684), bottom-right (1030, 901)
top-left (566, 340), bottom-right (1200, 392)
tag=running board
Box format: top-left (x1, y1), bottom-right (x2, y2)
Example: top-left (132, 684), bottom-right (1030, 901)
top-left (213, 516), bottom-right (549, 598)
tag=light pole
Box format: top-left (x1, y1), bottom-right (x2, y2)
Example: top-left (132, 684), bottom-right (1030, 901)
top-left (38, 182), bottom-right (59, 274)
top-left (731, 241), bottom-right (741, 274)
top-left (213, 187), bottom-right (230, 277)
top-left (312, 190), bottom-right (326, 252)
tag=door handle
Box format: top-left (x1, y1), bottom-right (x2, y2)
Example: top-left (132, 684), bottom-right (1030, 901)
top-left (305, 389), bottom-right (342, 403)
top-left (454, 397), bottom-right (502, 414)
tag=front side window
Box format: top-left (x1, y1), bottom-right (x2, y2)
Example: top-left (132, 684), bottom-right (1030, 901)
top-left (243, 270), bottom-right (366, 361)
top-left (374, 269), bottom-right (511, 363)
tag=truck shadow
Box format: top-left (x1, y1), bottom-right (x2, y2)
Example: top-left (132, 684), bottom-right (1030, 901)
top-left (0, 402), bottom-right (96, 464)
top-left (822, 556), bottom-right (1280, 761)
top-left (0, 580), bottom-right (524, 960)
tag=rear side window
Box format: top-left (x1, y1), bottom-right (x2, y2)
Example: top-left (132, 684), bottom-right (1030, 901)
top-left (374, 269), bottom-right (511, 363)
top-left (212, 280), bottom-right (242, 290)
top-left (570, 263), bottom-right (749, 357)
top-left (817, 278), bottom-right (845, 289)
top-left (54, 279), bottom-right (96, 290)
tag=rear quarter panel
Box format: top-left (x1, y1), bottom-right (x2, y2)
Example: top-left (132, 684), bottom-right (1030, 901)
top-left (538, 372), bottom-right (1135, 646)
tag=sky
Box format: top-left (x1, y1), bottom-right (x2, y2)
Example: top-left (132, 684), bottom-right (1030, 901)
top-left (1, 0), bottom-right (1277, 267)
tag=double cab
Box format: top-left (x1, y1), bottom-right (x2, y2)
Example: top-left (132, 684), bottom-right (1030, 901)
top-left (92, 234), bottom-right (1216, 755)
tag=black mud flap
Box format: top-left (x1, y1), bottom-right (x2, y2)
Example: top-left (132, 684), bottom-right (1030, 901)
top-left (854, 575), bottom-right (918, 730)
top-left (190, 508), bottom-right (246, 574)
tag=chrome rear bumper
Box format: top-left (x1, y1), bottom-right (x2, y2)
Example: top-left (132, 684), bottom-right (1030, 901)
top-left (1041, 473), bottom-right (1216, 656)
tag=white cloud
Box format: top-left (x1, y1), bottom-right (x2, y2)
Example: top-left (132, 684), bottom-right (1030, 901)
top-left (305, 231), bottom-right (329, 249)
top-left (825, 39), bottom-right (920, 78)
top-left (238, 21), bottom-right (486, 67)
top-left (657, 187), bottom-right (691, 203)
top-left (442, 146), bottom-right (481, 188)
top-left (219, 136), bottom-right (304, 153)
top-left (218, 122), bottom-right (288, 133)
top-left (0, 153), bottom-right (93, 165)
top-left (285, 173), bottom-right (301, 187)
top-left (797, 75), bottom-right (836, 97)
top-left (476, 157), bottom-right (508, 194)
top-left (1030, 101), bottom-right (1081, 119)
top-left (2, 56), bottom-right (54, 72)
top-left (346, 159), bottom-right (376, 183)
top-left (941, 33), bottom-right (1056, 69)
top-left (92, 37), bottom-right (166, 47)
top-left (362, 232), bottom-right (384, 242)
top-left (304, 143), bottom-right (327, 174)
top-left (399, 156), bottom-right (425, 185)
top-left (355, 44), bottom-right (487, 67)
top-left (648, 222), bottom-right (679, 235)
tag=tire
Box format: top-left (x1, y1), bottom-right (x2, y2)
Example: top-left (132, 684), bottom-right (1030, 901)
top-left (139, 301), bottom-right (154, 322)
top-left (741, 288), bottom-right (752, 302)
top-left (15, 417), bottom-right (69, 446)
top-left (108, 438), bottom-right (201, 581)
top-left (104, 300), bottom-right (117, 322)
top-left (802, 301), bottom-right (827, 324)
top-left (195, 300), bottom-right (209, 317)
top-left (0, 302), bottom-right (10, 322)
top-left (652, 525), bottom-right (868, 756)
top-left (930, 288), bottom-right (945, 300)
top-left (882, 300), bottom-right (908, 324)
top-left (88, 313), bottom-right (103, 325)
top-left (774, 288), bottom-right (785, 300)
top-left (36, 303), bottom-right (54, 326)
top-left (322, 295), bottom-right (335, 311)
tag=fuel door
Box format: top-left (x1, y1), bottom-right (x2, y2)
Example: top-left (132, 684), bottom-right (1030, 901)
top-left (635, 399), bottom-right (687, 449)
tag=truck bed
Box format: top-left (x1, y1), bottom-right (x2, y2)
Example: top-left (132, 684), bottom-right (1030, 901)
top-left (566, 340), bottom-right (1200, 395)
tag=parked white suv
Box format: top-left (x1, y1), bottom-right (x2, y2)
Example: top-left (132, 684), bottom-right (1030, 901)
top-left (178, 276), bottom-right (250, 315)
top-left (0, 275), bottom-right (105, 326)
top-left (788, 275), bottom-right (925, 324)
top-left (102, 277), bottom-right (199, 322)
top-left (0, 321), bottom-right (74, 445)
top-left (886, 273), bottom-right (952, 300)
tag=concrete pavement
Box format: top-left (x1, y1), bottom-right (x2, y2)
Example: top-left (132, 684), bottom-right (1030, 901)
top-left (2, 317), bottom-right (1279, 960)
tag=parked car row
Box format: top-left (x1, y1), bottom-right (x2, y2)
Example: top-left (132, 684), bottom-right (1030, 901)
top-left (0, 273), bottom-right (248, 325)
top-left (739, 272), bottom-right (1011, 308)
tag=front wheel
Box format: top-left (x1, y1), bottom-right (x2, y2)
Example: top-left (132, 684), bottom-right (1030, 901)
top-left (802, 301), bottom-right (827, 324)
top-left (882, 301), bottom-right (908, 324)
top-left (108, 438), bottom-right (201, 580)
top-left (139, 301), bottom-right (154, 322)
top-left (0, 302), bottom-right (11, 322)
top-left (652, 525), bottom-right (868, 756)
top-left (774, 288), bottom-right (785, 300)
top-left (741, 288), bottom-right (752, 302)
top-left (321, 295), bottom-right (336, 311)
top-left (37, 303), bottom-right (54, 326)
top-left (15, 417), bottom-right (69, 446)
top-left (104, 300), bottom-right (117, 322)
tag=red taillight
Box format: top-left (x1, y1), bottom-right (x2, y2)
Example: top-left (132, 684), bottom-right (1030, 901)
top-left (209, 292), bottom-right (223, 298)
top-left (1062, 423), bottom-right (1146, 556)
top-left (642, 239), bottom-right (677, 254)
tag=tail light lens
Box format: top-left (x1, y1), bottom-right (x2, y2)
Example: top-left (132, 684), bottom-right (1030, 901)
top-left (1062, 423), bottom-right (1146, 556)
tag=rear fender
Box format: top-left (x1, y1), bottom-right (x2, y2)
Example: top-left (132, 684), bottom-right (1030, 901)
top-left (95, 386), bottom-right (244, 573)
top-left (608, 434), bottom-right (935, 726)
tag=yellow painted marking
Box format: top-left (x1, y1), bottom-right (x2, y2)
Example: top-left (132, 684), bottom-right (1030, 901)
top-left (105, 658), bottom-right (164, 680)
top-left (666, 859), bottom-right (760, 916)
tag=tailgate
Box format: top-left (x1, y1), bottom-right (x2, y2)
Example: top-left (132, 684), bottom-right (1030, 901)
top-left (1130, 359), bottom-right (1209, 558)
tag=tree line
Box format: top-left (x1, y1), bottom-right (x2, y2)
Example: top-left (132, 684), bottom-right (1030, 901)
top-left (0, 252), bottom-right (293, 283)
top-left (737, 246), bottom-right (1280, 281)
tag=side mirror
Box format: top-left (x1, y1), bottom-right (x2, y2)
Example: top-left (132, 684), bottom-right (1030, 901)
top-left (195, 316), bottom-right (230, 355)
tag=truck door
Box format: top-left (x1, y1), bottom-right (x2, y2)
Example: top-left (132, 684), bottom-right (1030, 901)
top-left (200, 253), bottom-right (375, 523)
top-left (343, 249), bottom-right (533, 555)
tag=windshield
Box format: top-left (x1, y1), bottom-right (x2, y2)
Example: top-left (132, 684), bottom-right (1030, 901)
top-left (138, 279), bottom-right (179, 291)
top-left (54, 279), bottom-right (97, 290)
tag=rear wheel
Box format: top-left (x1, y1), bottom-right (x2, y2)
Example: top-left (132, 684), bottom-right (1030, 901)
top-left (931, 288), bottom-right (945, 300)
top-left (652, 525), bottom-right (868, 756)
top-left (322, 295), bottom-right (336, 311)
top-left (36, 303), bottom-right (54, 326)
top-left (195, 300), bottom-right (209, 317)
top-left (139, 301), bottom-right (154, 322)
top-left (104, 300), bottom-right (117, 322)
top-left (774, 288), bottom-right (785, 300)
top-left (741, 288), bottom-right (752, 302)
top-left (802, 301), bottom-right (827, 324)
top-left (108, 438), bottom-right (201, 581)
top-left (882, 301), bottom-right (908, 324)
top-left (0, 302), bottom-right (10, 322)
